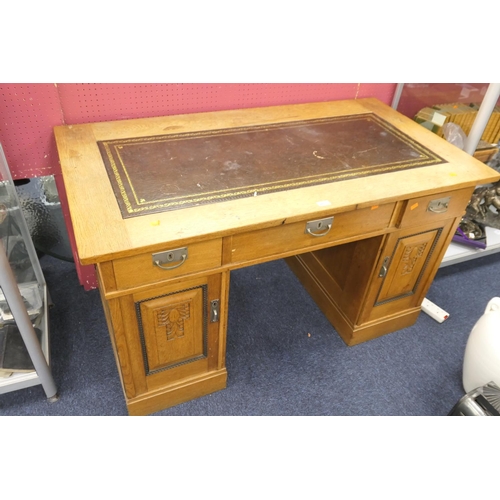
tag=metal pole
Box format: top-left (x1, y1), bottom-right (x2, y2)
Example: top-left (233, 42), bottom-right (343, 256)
top-left (391, 83), bottom-right (405, 110)
top-left (0, 240), bottom-right (58, 400)
top-left (464, 83), bottom-right (500, 156)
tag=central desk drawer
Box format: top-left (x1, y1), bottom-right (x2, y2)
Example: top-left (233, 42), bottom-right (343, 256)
top-left (230, 203), bottom-right (396, 264)
top-left (112, 239), bottom-right (223, 290)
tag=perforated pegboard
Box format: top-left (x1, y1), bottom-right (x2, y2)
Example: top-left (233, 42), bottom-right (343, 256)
top-left (0, 84), bottom-right (63, 179)
top-left (57, 83), bottom-right (396, 124)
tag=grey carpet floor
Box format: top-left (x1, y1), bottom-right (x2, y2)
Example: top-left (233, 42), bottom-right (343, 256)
top-left (1, 250), bottom-right (500, 416)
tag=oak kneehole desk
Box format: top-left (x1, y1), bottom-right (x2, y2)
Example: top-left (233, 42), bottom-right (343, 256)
top-left (55, 98), bottom-right (500, 415)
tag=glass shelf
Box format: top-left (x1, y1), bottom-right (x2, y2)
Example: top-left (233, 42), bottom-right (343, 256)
top-left (0, 143), bottom-right (56, 398)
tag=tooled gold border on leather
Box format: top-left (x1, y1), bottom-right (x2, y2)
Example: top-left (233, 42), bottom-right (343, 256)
top-left (98, 114), bottom-right (446, 217)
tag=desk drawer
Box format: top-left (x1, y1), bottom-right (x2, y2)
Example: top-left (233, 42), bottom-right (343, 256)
top-left (399, 187), bottom-right (473, 228)
top-left (112, 239), bottom-right (222, 290)
top-left (230, 203), bottom-right (395, 264)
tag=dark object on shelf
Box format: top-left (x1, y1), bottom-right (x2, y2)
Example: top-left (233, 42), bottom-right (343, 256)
top-left (452, 218), bottom-right (487, 249)
top-left (448, 381), bottom-right (500, 416)
top-left (466, 181), bottom-right (500, 229)
top-left (0, 324), bottom-right (42, 372)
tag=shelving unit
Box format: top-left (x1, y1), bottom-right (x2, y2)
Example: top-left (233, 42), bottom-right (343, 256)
top-left (0, 143), bottom-right (57, 400)
top-left (442, 225), bottom-right (500, 267)
top-left (0, 286), bottom-right (50, 392)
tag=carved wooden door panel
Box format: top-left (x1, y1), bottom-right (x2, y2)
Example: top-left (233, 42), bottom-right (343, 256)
top-left (113, 272), bottom-right (229, 402)
top-left (138, 286), bottom-right (206, 374)
top-left (358, 218), bottom-right (456, 325)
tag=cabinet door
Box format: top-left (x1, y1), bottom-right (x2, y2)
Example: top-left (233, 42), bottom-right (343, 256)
top-left (104, 272), bottom-right (229, 413)
top-left (359, 218), bottom-right (456, 325)
top-left (137, 284), bottom-right (208, 375)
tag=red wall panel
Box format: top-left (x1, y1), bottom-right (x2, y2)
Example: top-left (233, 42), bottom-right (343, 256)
top-left (396, 83), bottom-right (492, 119)
top-left (0, 83), bottom-right (63, 179)
top-left (56, 83), bottom-right (396, 124)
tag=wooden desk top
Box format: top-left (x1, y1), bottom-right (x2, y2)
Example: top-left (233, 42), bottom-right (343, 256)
top-left (55, 98), bottom-right (500, 265)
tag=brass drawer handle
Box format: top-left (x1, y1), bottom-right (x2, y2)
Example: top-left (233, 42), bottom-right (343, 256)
top-left (305, 217), bottom-right (334, 237)
top-left (154, 255), bottom-right (187, 270)
top-left (152, 247), bottom-right (188, 270)
top-left (427, 197), bottom-right (451, 214)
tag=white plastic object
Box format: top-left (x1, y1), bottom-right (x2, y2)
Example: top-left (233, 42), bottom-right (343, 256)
top-left (462, 297), bottom-right (500, 393)
top-left (443, 123), bottom-right (466, 150)
top-left (421, 297), bottom-right (449, 323)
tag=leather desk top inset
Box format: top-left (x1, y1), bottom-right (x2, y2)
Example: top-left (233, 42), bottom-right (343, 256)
top-left (97, 113), bottom-right (446, 218)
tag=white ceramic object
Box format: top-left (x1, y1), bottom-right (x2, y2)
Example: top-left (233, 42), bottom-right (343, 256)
top-left (463, 297), bottom-right (500, 393)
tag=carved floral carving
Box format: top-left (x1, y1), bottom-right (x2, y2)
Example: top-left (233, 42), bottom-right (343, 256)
top-left (155, 302), bottom-right (190, 341)
top-left (401, 243), bottom-right (427, 275)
